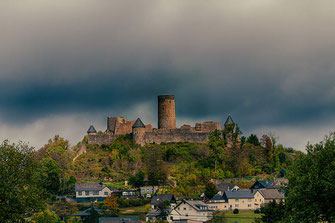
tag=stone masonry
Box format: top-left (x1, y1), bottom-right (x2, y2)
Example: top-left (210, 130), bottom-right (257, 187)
top-left (87, 95), bottom-right (229, 146)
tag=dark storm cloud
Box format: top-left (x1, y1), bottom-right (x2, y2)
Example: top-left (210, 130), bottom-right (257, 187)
top-left (1, 0), bottom-right (335, 149)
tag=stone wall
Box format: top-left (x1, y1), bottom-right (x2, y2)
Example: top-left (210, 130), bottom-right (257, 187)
top-left (87, 133), bottom-right (118, 145)
top-left (134, 130), bottom-right (211, 146)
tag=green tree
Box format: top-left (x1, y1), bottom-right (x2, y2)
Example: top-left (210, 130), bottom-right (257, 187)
top-left (129, 170), bottom-right (145, 188)
top-left (204, 181), bottom-right (218, 199)
top-left (207, 130), bottom-right (225, 172)
top-left (246, 134), bottom-right (260, 146)
top-left (38, 158), bottom-right (62, 195)
top-left (261, 200), bottom-right (285, 223)
top-left (145, 146), bottom-right (168, 186)
top-left (0, 140), bottom-right (45, 222)
top-left (31, 209), bottom-right (59, 223)
top-left (49, 199), bottom-right (78, 221)
top-left (285, 133), bottom-right (335, 222)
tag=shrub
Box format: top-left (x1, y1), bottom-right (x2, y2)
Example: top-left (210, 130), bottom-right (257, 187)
top-left (233, 209), bottom-right (239, 214)
top-left (254, 209), bottom-right (261, 214)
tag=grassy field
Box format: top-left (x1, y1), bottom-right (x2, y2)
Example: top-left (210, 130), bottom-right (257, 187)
top-left (119, 204), bottom-right (148, 221)
top-left (217, 210), bottom-right (262, 223)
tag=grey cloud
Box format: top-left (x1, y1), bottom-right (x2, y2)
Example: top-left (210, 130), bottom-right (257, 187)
top-left (1, 0), bottom-right (335, 149)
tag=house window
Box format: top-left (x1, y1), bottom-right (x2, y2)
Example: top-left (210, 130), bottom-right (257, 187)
top-left (104, 192), bottom-right (108, 196)
top-left (186, 214), bottom-right (188, 216)
top-left (235, 204), bottom-right (239, 207)
top-left (184, 208), bottom-right (186, 210)
top-left (235, 199), bottom-right (239, 202)
top-left (255, 199), bottom-right (257, 202)
top-left (93, 191), bottom-right (99, 195)
top-left (242, 200), bottom-right (244, 203)
top-left (78, 191), bottom-right (82, 196)
top-left (248, 204), bottom-right (251, 207)
top-left (230, 205), bottom-right (232, 208)
top-left (248, 199), bottom-right (251, 202)
top-left (85, 191), bottom-right (89, 195)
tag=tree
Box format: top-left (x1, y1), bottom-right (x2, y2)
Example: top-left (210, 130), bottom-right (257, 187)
top-left (285, 133), bottom-right (335, 222)
top-left (129, 170), bottom-right (145, 188)
top-left (38, 158), bottom-right (62, 195)
top-left (49, 199), bottom-right (78, 221)
top-left (31, 209), bottom-right (59, 223)
top-left (204, 181), bottom-right (218, 199)
top-left (145, 146), bottom-right (168, 186)
top-left (0, 140), bottom-right (45, 222)
top-left (207, 130), bottom-right (225, 173)
top-left (246, 134), bottom-right (260, 146)
top-left (261, 200), bottom-right (285, 223)
top-left (103, 195), bottom-right (120, 217)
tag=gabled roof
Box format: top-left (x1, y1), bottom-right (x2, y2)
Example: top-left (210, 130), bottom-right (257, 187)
top-left (177, 200), bottom-right (213, 212)
top-left (224, 115), bottom-right (235, 125)
top-left (73, 206), bottom-right (102, 216)
top-left (250, 180), bottom-right (275, 189)
top-left (224, 190), bottom-right (254, 199)
top-left (216, 183), bottom-right (239, 191)
top-left (132, 118), bottom-right (145, 128)
top-left (151, 194), bottom-right (176, 205)
top-left (257, 189), bottom-right (284, 200)
top-left (209, 194), bottom-right (225, 201)
top-left (75, 182), bottom-right (108, 191)
top-left (87, 125), bottom-right (97, 133)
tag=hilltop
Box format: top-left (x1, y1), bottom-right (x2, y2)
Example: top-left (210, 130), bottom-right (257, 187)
top-left (35, 130), bottom-right (302, 198)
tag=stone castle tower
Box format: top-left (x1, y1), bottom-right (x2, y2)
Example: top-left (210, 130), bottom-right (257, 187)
top-left (158, 95), bottom-right (176, 129)
top-left (87, 95), bottom-right (230, 146)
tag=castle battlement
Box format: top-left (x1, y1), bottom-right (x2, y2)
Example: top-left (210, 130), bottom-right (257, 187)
top-left (87, 95), bottom-right (232, 146)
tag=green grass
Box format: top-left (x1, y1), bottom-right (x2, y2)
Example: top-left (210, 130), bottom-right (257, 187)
top-left (217, 210), bottom-right (261, 223)
top-left (120, 204), bottom-right (148, 213)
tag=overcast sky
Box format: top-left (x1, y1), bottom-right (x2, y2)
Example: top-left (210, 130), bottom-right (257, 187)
top-left (1, 0), bottom-right (335, 150)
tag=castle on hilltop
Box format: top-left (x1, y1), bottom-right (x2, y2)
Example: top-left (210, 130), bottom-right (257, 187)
top-left (87, 95), bottom-right (235, 146)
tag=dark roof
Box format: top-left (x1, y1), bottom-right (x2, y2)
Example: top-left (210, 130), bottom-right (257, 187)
top-left (132, 118), bottom-right (145, 128)
top-left (224, 190), bottom-right (254, 199)
top-left (73, 206), bottom-right (102, 217)
top-left (87, 125), bottom-right (97, 133)
top-left (216, 184), bottom-right (239, 191)
top-left (210, 194), bottom-right (225, 201)
top-left (178, 200), bottom-right (213, 212)
top-left (257, 189), bottom-right (284, 200)
top-left (250, 180), bottom-right (275, 189)
top-left (151, 194), bottom-right (176, 205)
top-left (75, 182), bottom-right (107, 191)
top-left (99, 217), bottom-right (140, 223)
top-left (224, 115), bottom-right (235, 125)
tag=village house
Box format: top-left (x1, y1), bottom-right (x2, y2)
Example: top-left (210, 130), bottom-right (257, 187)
top-left (75, 183), bottom-right (117, 202)
top-left (250, 180), bottom-right (276, 190)
top-left (121, 189), bottom-right (140, 199)
top-left (73, 206), bottom-right (102, 221)
top-left (151, 194), bottom-right (177, 210)
top-left (168, 200), bottom-right (213, 222)
top-left (256, 189), bottom-right (285, 205)
top-left (216, 184), bottom-right (240, 195)
top-left (140, 186), bottom-right (159, 198)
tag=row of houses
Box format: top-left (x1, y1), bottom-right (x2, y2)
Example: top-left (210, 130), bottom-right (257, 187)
top-left (75, 183), bottom-right (158, 202)
top-left (74, 180), bottom-right (285, 222)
